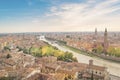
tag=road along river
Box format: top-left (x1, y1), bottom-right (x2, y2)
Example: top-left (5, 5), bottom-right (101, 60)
top-left (42, 38), bottom-right (120, 77)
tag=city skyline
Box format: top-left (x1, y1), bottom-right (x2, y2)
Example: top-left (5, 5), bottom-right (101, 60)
top-left (0, 0), bottom-right (120, 33)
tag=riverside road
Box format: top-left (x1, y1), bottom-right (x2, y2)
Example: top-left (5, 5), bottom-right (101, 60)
top-left (41, 37), bottom-right (120, 79)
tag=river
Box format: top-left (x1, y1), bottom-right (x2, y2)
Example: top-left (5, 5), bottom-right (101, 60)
top-left (41, 38), bottom-right (120, 77)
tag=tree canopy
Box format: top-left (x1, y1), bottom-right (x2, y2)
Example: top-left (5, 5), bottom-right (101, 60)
top-left (17, 45), bottom-right (78, 62)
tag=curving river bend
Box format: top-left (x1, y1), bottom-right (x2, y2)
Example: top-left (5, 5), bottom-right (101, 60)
top-left (42, 38), bottom-right (120, 77)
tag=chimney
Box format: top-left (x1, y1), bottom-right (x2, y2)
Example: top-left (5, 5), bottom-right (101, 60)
top-left (89, 60), bottom-right (93, 66)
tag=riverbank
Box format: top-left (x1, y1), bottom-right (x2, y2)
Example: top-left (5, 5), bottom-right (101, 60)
top-left (61, 44), bottom-right (120, 63)
top-left (43, 38), bottom-right (120, 77)
top-left (47, 37), bottom-right (120, 63)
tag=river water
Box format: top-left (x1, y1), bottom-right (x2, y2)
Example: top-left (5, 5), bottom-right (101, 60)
top-left (42, 38), bottom-right (120, 77)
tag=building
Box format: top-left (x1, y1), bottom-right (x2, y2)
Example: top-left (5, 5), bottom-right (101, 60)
top-left (93, 28), bottom-right (98, 49)
top-left (103, 28), bottom-right (109, 54)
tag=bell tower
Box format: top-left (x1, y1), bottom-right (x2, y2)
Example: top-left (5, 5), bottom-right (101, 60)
top-left (95, 28), bottom-right (97, 37)
top-left (93, 28), bottom-right (97, 49)
top-left (103, 28), bottom-right (109, 54)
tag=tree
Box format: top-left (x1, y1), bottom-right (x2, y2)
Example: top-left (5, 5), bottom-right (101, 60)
top-left (29, 47), bottom-right (33, 54)
top-left (57, 51), bottom-right (76, 62)
top-left (115, 48), bottom-right (120, 57)
top-left (57, 54), bottom-right (65, 61)
top-left (64, 52), bottom-right (73, 60)
top-left (4, 46), bottom-right (11, 51)
top-left (92, 48), bottom-right (97, 53)
top-left (107, 47), bottom-right (115, 56)
top-left (0, 77), bottom-right (16, 80)
top-left (6, 54), bottom-right (12, 59)
top-left (23, 48), bottom-right (29, 54)
top-left (72, 57), bottom-right (78, 62)
top-left (53, 50), bottom-right (64, 57)
top-left (107, 47), bottom-right (120, 57)
top-left (96, 45), bottom-right (103, 54)
top-left (30, 47), bottom-right (42, 57)
top-left (17, 46), bottom-right (23, 52)
top-left (41, 46), bottom-right (54, 56)
top-left (66, 35), bottom-right (70, 38)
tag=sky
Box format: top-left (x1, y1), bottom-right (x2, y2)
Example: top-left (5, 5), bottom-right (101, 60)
top-left (0, 0), bottom-right (120, 33)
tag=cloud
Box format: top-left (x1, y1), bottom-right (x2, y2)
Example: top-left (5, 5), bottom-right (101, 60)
top-left (42, 0), bottom-right (120, 31)
top-left (1, 0), bottom-right (119, 33)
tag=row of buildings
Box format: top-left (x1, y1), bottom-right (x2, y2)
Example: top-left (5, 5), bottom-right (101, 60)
top-left (45, 28), bottom-right (120, 54)
top-left (0, 34), bottom-right (110, 80)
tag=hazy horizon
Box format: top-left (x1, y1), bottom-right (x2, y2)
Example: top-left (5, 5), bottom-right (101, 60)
top-left (0, 0), bottom-right (120, 33)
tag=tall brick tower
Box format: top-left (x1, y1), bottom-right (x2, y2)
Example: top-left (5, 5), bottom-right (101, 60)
top-left (103, 28), bottom-right (109, 54)
top-left (93, 28), bottom-right (97, 49)
top-left (95, 28), bottom-right (97, 40)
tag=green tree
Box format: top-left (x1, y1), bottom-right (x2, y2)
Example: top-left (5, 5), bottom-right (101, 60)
top-left (6, 54), bottom-right (12, 59)
top-left (64, 52), bottom-right (73, 59)
top-left (0, 77), bottom-right (16, 80)
top-left (66, 35), bottom-right (70, 38)
top-left (107, 47), bottom-right (115, 56)
top-left (115, 48), bottom-right (120, 57)
top-left (107, 47), bottom-right (120, 57)
top-left (30, 47), bottom-right (42, 57)
top-left (17, 46), bottom-right (23, 52)
top-left (23, 48), bottom-right (29, 54)
top-left (96, 45), bottom-right (103, 54)
top-left (72, 57), bottom-right (78, 62)
top-left (57, 51), bottom-right (76, 62)
top-left (41, 46), bottom-right (54, 56)
top-left (4, 46), bottom-right (11, 51)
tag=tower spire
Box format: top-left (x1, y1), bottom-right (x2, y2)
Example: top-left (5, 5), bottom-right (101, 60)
top-left (94, 28), bottom-right (97, 40)
top-left (103, 28), bottom-right (108, 54)
top-left (95, 28), bottom-right (97, 36)
top-left (93, 28), bottom-right (98, 49)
